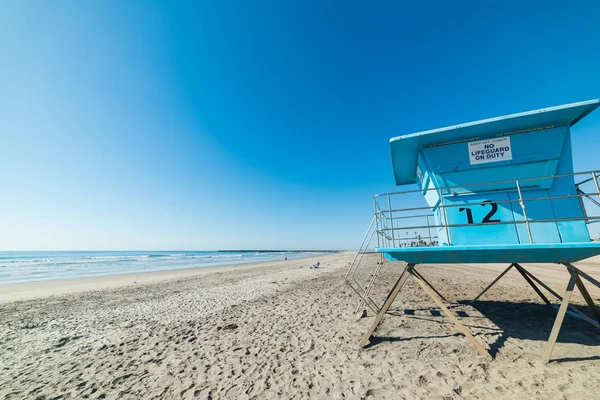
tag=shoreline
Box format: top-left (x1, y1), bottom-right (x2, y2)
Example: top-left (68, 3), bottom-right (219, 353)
top-left (0, 253), bottom-right (338, 304)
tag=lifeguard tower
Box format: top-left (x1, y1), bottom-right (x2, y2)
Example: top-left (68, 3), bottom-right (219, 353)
top-left (345, 99), bottom-right (600, 361)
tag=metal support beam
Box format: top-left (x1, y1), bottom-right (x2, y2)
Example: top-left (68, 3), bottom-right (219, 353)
top-left (355, 254), bottom-right (385, 315)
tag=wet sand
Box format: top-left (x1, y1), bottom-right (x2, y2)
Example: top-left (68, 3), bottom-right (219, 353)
top-left (1, 252), bottom-right (600, 399)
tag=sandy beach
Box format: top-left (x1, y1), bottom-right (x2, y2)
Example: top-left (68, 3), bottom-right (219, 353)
top-left (1, 252), bottom-right (600, 399)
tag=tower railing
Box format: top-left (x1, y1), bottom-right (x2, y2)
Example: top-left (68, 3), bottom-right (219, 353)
top-left (373, 170), bottom-right (600, 248)
top-left (346, 170), bottom-right (600, 316)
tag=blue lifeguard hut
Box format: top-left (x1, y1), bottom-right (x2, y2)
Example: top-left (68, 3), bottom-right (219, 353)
top-left (350, 100), bottom-right (600, 361)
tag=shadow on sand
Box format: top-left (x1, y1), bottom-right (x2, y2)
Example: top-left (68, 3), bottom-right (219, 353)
top-left (469, 300), bottom-right (600, 357)
top-left (370, 300), bottom-right (600, 359)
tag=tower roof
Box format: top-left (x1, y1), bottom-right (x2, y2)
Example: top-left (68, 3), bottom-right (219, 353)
top-left (390, 99), bottom-right (600, 185)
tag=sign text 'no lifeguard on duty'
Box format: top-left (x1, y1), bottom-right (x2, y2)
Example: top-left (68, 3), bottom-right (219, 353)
top-left (468, 137), bottom-right (512, 165)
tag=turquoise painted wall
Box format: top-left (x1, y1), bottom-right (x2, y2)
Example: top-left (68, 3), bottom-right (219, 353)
top-left (414, 126), bottom-right (590, 245)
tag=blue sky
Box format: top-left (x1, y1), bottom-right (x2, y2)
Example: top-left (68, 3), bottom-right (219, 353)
top-left (1, 1), bottom-right (600, 250)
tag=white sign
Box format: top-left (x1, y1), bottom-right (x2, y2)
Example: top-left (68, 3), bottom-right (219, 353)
top-left (468, 137), bottom-right (512, 165)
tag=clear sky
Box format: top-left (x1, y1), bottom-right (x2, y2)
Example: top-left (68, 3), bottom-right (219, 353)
top-left (1, 1), bottom-right (600, 250)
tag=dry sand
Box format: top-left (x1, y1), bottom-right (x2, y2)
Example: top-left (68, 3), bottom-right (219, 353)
top-left (1, 252), bottom-right (600, 399)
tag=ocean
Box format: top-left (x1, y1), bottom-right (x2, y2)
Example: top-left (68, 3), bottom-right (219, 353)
top-left (0, 250), bottom-right (327, 285)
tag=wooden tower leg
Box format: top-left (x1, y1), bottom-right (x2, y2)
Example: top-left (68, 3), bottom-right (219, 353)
top-left (574, 275), bottom-right (600, 325)
top-left (514, 263), bottom-right (551, 305)
top-left (565, 263), bottom-right (600, 325)
top-left (543, 269), bottom-right (578, 363)
top-left (518, 264), bottom-right (600, 330)
top-left (412, 269), bottom-right (448, 302)
top-left (359, 264), bottom-right (414, 347)
top-left (471, 263), bottom-right (515, 303)
top-left (411, 269), bottom-right (491, 359)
